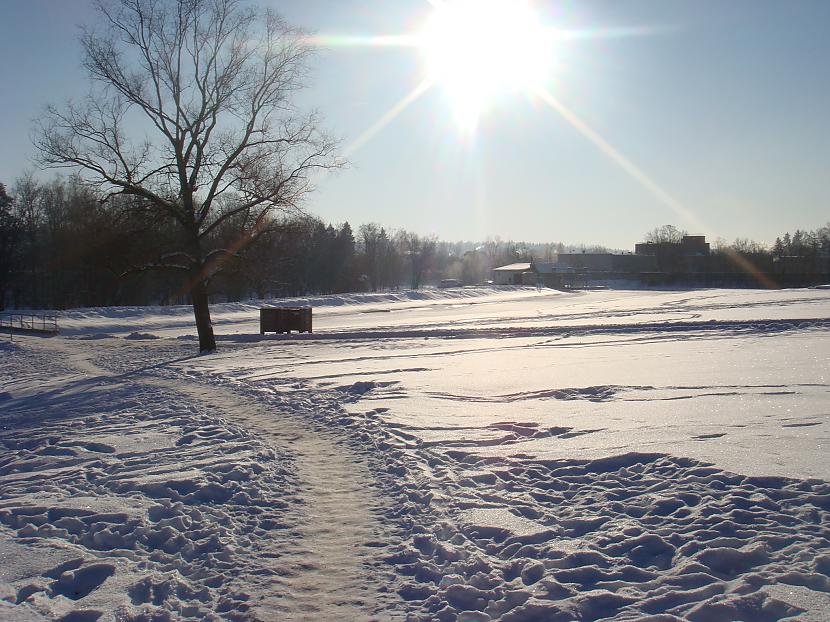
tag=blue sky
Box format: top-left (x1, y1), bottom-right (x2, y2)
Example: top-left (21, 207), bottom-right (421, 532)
top-left (1, 0), bottom-right (828, 248)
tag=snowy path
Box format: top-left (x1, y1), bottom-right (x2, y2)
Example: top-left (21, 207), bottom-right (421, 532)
top-left (72, 339), bottom-right (396, 621)
top-left (1, 336), bottom-right (398, 621)
top-left (163, 378), bottom-right (392, 620)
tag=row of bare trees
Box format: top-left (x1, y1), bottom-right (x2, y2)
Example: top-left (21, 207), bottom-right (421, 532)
top-left (3, 175), bottom-right (826, 313)
top-left (0, 175), bottom-right (479, 309)
top-left (0, 176), bottom-right (157, 310)
top-left (0, 174), bottom-right (622, 311)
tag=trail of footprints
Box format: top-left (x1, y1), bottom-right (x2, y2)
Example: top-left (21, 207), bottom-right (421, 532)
top-left (311, 394), bottom-right (830, 621)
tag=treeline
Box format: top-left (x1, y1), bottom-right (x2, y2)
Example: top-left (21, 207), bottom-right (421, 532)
top-left (645, 223), bottom-right (830, 262)
top-left (770, 229), bottom-right (830, 259)
top-left (0, 176), bottom-right (607, 310)
top-left (3, 177), bottom-right (826, 311)
top-left (1, 176), bottom-right (155, 310)
top-left (711, 228), bottom-right (830, 276)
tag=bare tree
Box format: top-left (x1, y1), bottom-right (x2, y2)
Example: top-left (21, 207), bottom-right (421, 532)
top-left (12, 173), bottom-right (44, 306)
top-left (403, 232), bottom-right (437, 290)
top-left (34, 0), bottom-right (339, 351)
top-left (643, 224), bottom-right (687, 244)
top-left (730, 238), bottom-right (767, 255)
top-left (358, 223), bottom-right (385, 292)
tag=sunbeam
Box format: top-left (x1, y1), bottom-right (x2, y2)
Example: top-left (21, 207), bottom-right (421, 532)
top-left (534, 87), bottom-right (777, 288)
top-left (343, 78), bottom-right (434, 157)
top-left (557, 25), bottom-right (678, 41)
top-left (306, 34), bottom-right (419, 48)
top-left (534, 87), bottom-right (701, 230)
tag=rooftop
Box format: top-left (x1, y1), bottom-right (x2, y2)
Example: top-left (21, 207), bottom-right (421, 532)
top-left (492, 263), bottom-right (532, 272)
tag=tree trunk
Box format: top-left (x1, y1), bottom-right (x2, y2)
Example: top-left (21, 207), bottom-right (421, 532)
top-left (191, 273), bottom-right (216, 352)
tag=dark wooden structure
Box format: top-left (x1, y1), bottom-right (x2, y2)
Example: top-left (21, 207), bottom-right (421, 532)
top-left (260, 307), bottom-right (312, 335)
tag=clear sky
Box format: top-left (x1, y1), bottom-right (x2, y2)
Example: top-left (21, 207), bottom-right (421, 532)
top-left (1, 0), bottom-right (828, 248)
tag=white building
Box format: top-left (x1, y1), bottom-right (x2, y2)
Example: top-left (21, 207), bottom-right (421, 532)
top-left (491, 262), bottom-right (532, 285)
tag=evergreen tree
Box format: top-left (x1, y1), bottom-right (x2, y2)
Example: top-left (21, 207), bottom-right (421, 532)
top-left (772, 237), bottom-right (784, 257)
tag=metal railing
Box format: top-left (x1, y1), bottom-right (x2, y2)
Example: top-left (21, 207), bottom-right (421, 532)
top-left (0, 313), bottom-right (59, 335)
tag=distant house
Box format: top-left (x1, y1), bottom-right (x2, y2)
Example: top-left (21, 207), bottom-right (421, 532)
top-left (635, 235), bottom-right (710, 257)
top-left (553, 253), bottom-right (656, 273)
top-left (489, 233), bottom-right (825, 289)
top-left (492, 260), bottom-right (585, 287)
top-left (531, 254), bottom-right (647, 288)
top-left (492, 262), bottom-right (532, 285)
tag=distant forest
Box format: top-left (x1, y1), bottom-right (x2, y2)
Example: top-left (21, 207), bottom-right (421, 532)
top-left (0, 176), bottom-right (828, 310)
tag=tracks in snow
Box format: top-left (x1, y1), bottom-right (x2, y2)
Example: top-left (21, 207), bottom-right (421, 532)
top-left (167, 378), bottom-right (392, 621)
top-left (23, 337), bottom-right (395, 621)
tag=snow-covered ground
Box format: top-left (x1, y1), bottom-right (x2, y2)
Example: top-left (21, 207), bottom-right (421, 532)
top-left (2, 286), bottom-right (829, 621)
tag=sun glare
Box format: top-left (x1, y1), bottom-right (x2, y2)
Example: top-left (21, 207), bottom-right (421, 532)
top-left (420, 0), bottom-right (554, 129)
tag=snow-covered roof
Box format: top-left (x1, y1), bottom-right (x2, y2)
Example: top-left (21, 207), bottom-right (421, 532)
top-left (492, 262), bottom-right (532, 272)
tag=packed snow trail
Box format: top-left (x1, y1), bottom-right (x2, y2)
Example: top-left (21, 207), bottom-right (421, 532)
top-left (163, 378), bottom-right (393, 620)
top-left (68, 337), bottom-right (398, 621)
top-left (1, 336), bottom-right (399, 620)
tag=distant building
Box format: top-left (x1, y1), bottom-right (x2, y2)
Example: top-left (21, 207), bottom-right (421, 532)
top-left (491, 262), bottom-right (532, 285)
top-left (491, 233), bottom-right (827, 290)
top-left (530, 259), bottom-right (576, 288)
top-left (556, 253), bottom-right (614, 271)
top-left (635, 235), bottom-right (710, 273)
top-left (635, 235), bottom-right (709, 256)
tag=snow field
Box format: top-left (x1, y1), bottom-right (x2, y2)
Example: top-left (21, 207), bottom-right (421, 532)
top-left (1, 343), bottom-right (301, 621)
top-left (179, 360), bottom-right (830, 621)
top-left (53, 287), bottom-right (548, 338)
top-left (2, 287), bottom-right (830, 620)
top-left (52, 287), bottom-right (830, 340)
top-left (171, 287), bottom-right (830, 620)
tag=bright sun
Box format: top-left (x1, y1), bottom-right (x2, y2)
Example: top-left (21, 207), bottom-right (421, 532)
top-left (420, 0), bottom-right (554, 129)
